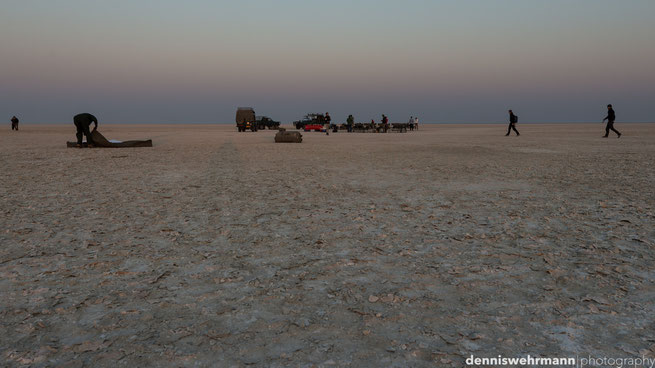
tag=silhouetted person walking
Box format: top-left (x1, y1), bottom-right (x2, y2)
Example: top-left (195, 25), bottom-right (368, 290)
top-left (602, 104), bottom-right (621, 138)
top-left (10, 116), bottom-right (19, 130)
top-left (506, 110), bottom-right (519, 136)
top-left (73, 113), bottom-right (98, 147)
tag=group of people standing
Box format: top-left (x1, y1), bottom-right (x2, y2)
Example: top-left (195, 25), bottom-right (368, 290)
top-left (338, 114), bottom-right (419, 133)
top-left (505, 105), bottom-right (621, 138)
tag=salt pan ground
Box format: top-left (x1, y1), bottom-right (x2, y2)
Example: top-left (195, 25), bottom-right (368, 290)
top-left (1, 124), bottom-right (654, 366)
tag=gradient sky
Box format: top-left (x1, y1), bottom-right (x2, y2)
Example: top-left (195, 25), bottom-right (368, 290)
top-left (1, 0), bottom-right (654, 124)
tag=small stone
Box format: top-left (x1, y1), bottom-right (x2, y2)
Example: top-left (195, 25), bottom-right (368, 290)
top-left (293, 318), bottom-right (310, 328)
top-left (368, 295), bottom-right (379, 303)
top-left (469, 332), bottom-right (483, 340)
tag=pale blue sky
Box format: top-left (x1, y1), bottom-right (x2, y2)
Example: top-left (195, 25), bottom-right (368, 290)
top-left (1, 0), bottom-right (654, 123)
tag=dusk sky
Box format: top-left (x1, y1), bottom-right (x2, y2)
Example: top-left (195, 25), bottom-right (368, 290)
top-left (1, 0), bottom-right (654, 124)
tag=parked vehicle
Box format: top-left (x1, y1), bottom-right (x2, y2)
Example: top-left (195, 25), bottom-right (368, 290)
top-left (256, 116), bottom-right (281, 130)
top-left (293, 113), bottom-right (326, 130)
top-left (303, 124), bottom-right (326, 132)
top-left (235, 107), bottom-right (258, 132)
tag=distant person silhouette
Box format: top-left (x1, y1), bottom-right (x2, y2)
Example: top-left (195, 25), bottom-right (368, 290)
top-left (506, 110), bottom-right (519, 136)
top-left (10, 116), bottom-right (19, 130)
top-left (325, 112), bottom-right (331, 135)
top-left (602, 104), bottom-right (621, 138)
top-left (73, 113), bottom-right (98, 147)
top-left (346, 114), bottom-right (354, 132)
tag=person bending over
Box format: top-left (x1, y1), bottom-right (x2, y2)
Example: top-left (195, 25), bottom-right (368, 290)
top-left (73, 113), bottom-right (98, 147)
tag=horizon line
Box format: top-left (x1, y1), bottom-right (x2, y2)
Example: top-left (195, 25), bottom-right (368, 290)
top-left (16, 121), bottom-right (655, 125)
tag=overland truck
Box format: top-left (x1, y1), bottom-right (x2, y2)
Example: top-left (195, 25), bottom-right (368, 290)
top-left (235, 107), bottom-right (258, 132)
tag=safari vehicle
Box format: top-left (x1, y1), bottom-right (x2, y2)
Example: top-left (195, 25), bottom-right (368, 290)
top-left (256, 116), bottom-right (281, 130)
top-left (236, 107), bottom-right (258, 132)
top-left (293, 113), bottom-right (326, 130)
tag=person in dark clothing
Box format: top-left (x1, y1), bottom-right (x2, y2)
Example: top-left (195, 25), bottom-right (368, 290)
top-left (11, 116), bottom-right (19, 130)
top-left (73, 113), bottom-right (98, 147)
top-left (506, 110), bottom-right (519, 136)
top-left (602, 104), bottom-right (621, 138)
top-left (382, 114), bottom-right (389, 133)
top-left (325, 112), bottom-right (331, 135)
top-left (346, 114), bottom-right (354, 132)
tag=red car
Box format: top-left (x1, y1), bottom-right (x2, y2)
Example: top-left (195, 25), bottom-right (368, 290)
top-left (303, 124), bottom-right (326, 132)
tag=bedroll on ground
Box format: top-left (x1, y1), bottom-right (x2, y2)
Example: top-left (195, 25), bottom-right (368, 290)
top-left (67, 130), bottom-right (153, 148)
top-left (274, 129), bottom-right (302, 143)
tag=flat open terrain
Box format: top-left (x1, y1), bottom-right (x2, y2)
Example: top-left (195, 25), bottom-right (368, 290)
top-left (1, 123), bottom-right (654, 367)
